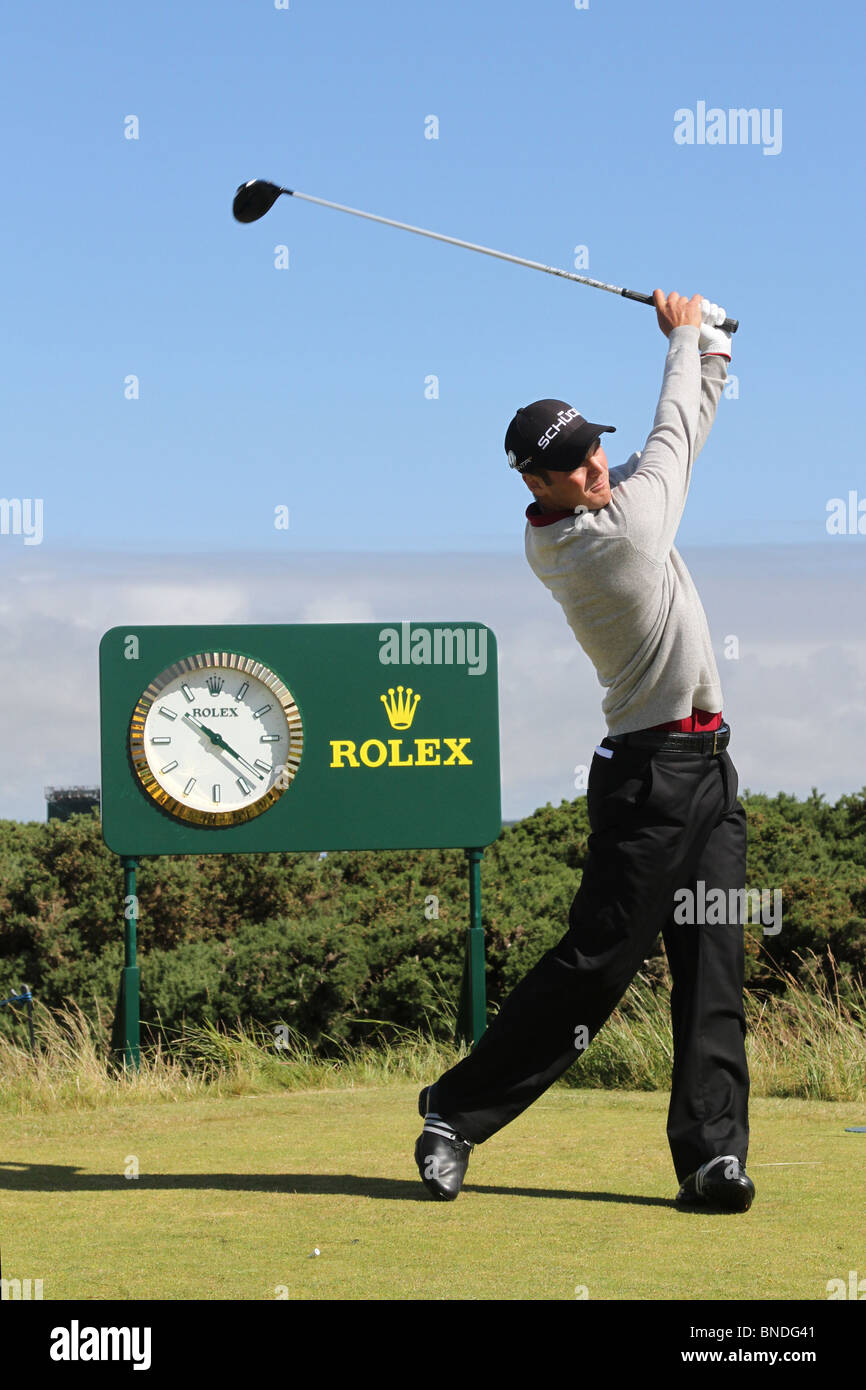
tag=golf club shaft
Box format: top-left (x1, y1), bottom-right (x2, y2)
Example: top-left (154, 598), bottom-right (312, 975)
top-left (280, 187), bottom-right (739, 334)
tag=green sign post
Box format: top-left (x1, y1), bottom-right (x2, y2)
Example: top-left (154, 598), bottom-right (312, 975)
top-left (99, 622), bottom-right (501, 1065)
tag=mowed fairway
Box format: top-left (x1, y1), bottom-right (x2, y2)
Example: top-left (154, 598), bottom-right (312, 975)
top-left (1, 1087), bottom-right (864, 1301)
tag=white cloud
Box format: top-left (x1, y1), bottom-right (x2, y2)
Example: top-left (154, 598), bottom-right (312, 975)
top-left (1, 544), bottom-right (864, 826)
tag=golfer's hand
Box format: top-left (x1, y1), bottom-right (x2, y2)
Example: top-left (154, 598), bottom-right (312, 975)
top-left (698, 299), bottom-right (733, 358)
top-left (653, 289), bottom-right (703, 338)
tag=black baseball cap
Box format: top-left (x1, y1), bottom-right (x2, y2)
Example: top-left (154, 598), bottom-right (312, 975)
top-left (505, 399), bottom-right (615, 473)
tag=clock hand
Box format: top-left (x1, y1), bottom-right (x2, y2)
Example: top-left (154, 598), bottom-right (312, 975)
top-left (231, 752), bottom-right (266, 782)
top-left (183, 714), bottom-right (265, 781)
top-left (183, 713), bottom-right (224, 748)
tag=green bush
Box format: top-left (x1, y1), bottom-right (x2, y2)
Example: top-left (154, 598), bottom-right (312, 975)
top-left (1, 787), bottom-right (865, 1046)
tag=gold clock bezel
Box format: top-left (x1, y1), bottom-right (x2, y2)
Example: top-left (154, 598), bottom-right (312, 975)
top-left (129, 652), bottom-right (304, 827)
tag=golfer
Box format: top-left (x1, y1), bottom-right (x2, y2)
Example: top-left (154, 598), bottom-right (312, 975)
top-left (415, 290), bottom-right (755, 1212)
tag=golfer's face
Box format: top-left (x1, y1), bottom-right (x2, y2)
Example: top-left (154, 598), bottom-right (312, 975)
top-left (524, 440), bottom-right (611, 511)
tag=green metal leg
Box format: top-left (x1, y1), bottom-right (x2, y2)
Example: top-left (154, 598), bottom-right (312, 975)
top-left (456, 848), bottom-right (487, 1048)
top-left (113, 856), bottom-right (141, 1070)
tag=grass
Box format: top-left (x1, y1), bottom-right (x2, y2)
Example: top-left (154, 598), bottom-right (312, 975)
top-left (745, 953), bottom-right (866, 1100)
top-left (0, 1003), bottom-right (466, 1114)
top-left (0, 952), bottom-right (862, 1114)
top-left (573, 953), bottom-right (866, 1102)
top-left (1, 954), bottom-right (863, 1301)
top-left (1, 1086), bottom-right (864, 1300)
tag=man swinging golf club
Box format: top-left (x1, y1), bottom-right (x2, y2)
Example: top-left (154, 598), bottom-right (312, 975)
top-left (415, 289), bottom-right (755, 1213)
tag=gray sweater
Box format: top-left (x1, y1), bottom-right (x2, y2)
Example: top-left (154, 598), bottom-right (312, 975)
top-left (524, 325), bottom-right (727, 735)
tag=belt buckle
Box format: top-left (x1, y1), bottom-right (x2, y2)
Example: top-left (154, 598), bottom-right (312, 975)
top-left (712, 730), bottom-right (719, 755)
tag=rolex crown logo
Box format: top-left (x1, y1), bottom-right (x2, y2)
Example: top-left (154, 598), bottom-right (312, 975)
top-left (380, 685), bottom-right (421, 730)
top-left (206, 675), bottom-right (225, 696)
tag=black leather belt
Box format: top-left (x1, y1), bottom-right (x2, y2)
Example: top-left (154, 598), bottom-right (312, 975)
top-left (605, 723), bottom-right (730, 755)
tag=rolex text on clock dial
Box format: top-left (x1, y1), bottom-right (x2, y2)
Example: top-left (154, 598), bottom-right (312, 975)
top-left (129, 653), bottom-right (303, 826)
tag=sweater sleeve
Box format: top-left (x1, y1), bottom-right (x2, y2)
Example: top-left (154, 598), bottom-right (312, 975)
top-left (693, 352), bottom-right (728, 461)
top-left (609, 326), bottom-right (725, 563)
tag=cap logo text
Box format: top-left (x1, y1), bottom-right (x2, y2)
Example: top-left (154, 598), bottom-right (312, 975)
top-left (537, 407), bottom-right (580, 451)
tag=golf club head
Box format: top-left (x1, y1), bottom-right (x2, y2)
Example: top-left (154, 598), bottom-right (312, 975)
top-left (233, 179), bottom-right (286, 223)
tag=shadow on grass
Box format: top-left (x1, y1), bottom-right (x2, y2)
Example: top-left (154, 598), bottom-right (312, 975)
top-left (0, 1163), bottom-right (672, 1206)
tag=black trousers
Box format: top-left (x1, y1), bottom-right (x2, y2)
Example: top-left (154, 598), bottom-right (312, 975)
top-left (433, 733), bottom-right (750, 1182)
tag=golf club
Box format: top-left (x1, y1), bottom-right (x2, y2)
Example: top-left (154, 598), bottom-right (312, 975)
top-left (233, 178), bottom-right (739, 334)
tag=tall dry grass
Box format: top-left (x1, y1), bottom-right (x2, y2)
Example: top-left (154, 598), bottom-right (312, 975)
top-left (0, 952), bottom-right (862, 1114)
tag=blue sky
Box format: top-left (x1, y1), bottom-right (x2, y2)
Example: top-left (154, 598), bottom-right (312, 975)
top-left (2, 1), bottom-right (866, 822)
top-left (3, 0), bottom-right (864, 553)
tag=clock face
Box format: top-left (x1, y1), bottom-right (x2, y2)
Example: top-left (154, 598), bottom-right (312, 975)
top-left (129, 653), bottom-right (303, 826)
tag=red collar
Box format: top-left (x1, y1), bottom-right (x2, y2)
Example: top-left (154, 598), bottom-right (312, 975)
top-left (526, 501), bottom-right (577, 527)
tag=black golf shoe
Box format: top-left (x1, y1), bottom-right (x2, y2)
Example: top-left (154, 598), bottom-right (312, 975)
top-left (675, 1155), bottom-right (755, 1212)
top-left (414, 1127), bottom-right (474, 1201)
top-left (415, 1084), bottom-right (474, 1200)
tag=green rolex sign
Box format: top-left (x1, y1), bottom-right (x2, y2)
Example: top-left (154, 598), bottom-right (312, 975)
top-left (99, 623), bottom-right (501, 856)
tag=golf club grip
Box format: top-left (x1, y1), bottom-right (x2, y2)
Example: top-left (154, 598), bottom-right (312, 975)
top-left (621, 287), bottom-right (739, 334)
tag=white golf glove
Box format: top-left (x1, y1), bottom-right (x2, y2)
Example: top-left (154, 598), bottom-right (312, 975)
top-left (699, 299), bottom-right (732, 357)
